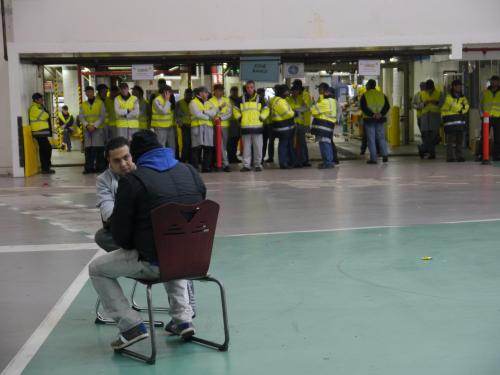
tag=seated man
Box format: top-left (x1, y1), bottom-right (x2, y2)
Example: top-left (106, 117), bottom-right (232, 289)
top-left (89, 131), bottom-right (206, 350)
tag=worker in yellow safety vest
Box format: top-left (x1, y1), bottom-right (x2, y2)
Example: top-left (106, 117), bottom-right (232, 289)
top-left (29, 93), bottom-right (54, 174)
top-left (189, 86), bottom-right (217, 172)
top-left (233, 80), bottom-right (270, 172)
top-left (227, 86), bottom-right (242, 163)
top-left (132, 85), bottom-right (151, 131)
top-left (311, 84), bottom-right (338, 169)
top-left (272, 84), bottom-right (296, 169)
top-left (288, 80), bottom-right (312, 167)
top-left (114, 82), bottom-right (139, 140)
top-left (480, 75), bottom-right (500, 160)
top-left (441, 79), bottom-right (469, 162)
top-left (418, 79), bottom-right (444, 160)
top-left (208, 84), bottom-right (233, 172)
top-left (412, 82), bottom-right (427, 132)
top-left (360, 79), bottom-right (390, 165)
top-left (175, 88), bottom-right (193, 163)
top-left (80, 85), bottom-right (106, 174)
top-left (151, 86), bottom-right (176, 151)
top-left (57, 105), bottom-right (75, 152)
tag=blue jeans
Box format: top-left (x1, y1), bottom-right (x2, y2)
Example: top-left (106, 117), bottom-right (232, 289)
top-left (364, 122), bottom-right (388, 161)
top-left (278, 133), bottom-right (296, 168)
top-left (319, 140), bottom-right (334, 166)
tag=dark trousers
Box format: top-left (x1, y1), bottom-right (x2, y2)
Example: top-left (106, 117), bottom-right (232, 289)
top-left (181, 127), bottom-right (191, 163)
top-left (420, 130), bottom-right (438, 157)
top-left (295, 126), bottom-right (309, 165)
top-left (191, 146), bottom-right (213, 171)
top-left (331, 137), bottom-right (339, 163)
top-left (84, 147), bottom-right (106, 172)
top-left (34, 136), bottom-right (52, 172)
top-left (227, 136), bottom-right (240, 163)
top-left (63, 128), bottom-right (73, 151)
top-left (277, 133), bottom-right (296, 168)
top-left (262, 125), bottom-right (276, 162)
top-left (445, 126), bottom-right (464, 160)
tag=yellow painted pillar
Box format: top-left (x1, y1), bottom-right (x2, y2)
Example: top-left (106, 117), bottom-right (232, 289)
top-left (388, 106), bottom-right (400, 147)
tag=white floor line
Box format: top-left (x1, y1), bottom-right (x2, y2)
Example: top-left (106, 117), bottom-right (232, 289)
top-left (0, 243), bottom-right (99, 253)
top-left (219, 218), bottom-right (500, 238)
top-left (0, 250), bottom-right (103, 375)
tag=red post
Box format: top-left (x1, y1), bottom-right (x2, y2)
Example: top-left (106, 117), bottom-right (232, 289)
top-left (215, 117), bottom-right (222, 169)
top-left (482, 112), bottom-right (490, 164)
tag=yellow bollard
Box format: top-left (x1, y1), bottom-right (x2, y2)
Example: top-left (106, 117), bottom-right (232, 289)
top-left (23, 126), bottom-right (41, 176)
top-left (388, 106), bottom-right (400, 147)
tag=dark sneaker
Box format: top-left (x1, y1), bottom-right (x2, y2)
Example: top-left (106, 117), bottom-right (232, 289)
top-left (428, 155), bottom-right (436, 160)
top-left (164, 320), bottom-right (195, 340)
top-left (318, 163), bottom-right (334, 169)
top-left (418, 145), bottom-right (425, 160)
top-left (240, 167), bottom-right (251, 172)
top-left (446, 158), bottom-right (456, 162)
top-left (457, 157), bottom-right (466, 162)
top-left (110, 323), bottom-right (148, 350)
top-left (367, 160), bottom-right (377, 165)
top-left (254, 166), bottom-right (263, 172)
top-left (41, 169), bottom-right (55, 174)
top-left (303, 162), bottom-right (312, 167)
top-left (223, 166), bottom-right (231, 172)
top-left (382, 156), bottom-right (388, 163)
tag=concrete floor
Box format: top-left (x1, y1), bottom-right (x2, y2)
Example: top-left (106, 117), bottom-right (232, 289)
top-left (0, 157), bottom-right (500, 374)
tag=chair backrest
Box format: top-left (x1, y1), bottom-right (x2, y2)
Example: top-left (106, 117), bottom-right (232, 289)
top-left (151, 199), bottom-right (220, 281)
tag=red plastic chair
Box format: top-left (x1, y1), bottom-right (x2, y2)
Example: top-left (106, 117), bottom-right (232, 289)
top-left (117, 200), bottom-right (229, 364)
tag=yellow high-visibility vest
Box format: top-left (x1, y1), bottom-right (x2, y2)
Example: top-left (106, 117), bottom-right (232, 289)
top-left (190, 97), bottom-right (212, 128)
top-left (176, 99), bottom-right (191, 125)
top-left (115, 95), bottom-right (139, 128)
top-left (104, 97), bottom-right (116, 127)
top-left (363, 89), bottom-right (386, 118)
top-left (233, 94), bottom-right (269, 133)
top-left (29, 103), bottom-right (50, 133)
top-left (481, 89), bottom-right (500, 117)
top-left (151, 95), bottom-right (174, 128)
top-left (441, 94), bottom-right (469, 126)
top-left (208, 96), bottom-right (232, 128)
top-left (421, 89), bottom-right (442, 115)
top-left (81, 99), bottom-right (104, 125)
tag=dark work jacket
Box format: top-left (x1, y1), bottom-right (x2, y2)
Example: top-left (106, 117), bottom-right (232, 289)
top-left (111, 148), bottom-right (206, 262)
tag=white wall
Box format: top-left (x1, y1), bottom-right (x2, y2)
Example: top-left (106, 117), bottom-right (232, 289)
top-left (10, 0), bottom-right (500, 54)
top-left (0, 28), bottom-right (12, 175)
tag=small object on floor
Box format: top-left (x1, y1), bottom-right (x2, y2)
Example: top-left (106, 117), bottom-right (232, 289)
top-left (111, 323), bottom-right (149, 350)
top-left (382, 156), bottom-right (388, 163)
top-left (366, 160), bottom-right (377, 164)
top-left (240, 167), bottom-right (251, 172)
top-left (254, 166), bottom-right (263, 172)
top-left (223, 166), bottom-right (231, 172)
top-left (421, 256), bottom-right (433, 261)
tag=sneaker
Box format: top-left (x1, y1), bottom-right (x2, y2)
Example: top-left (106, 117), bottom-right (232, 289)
top-left (318, 163), bottom-right (334, 169)
top-left (428, 155), bottom-right (436, 160)
top-left (223, 166), bottom-right (231, 172)
top-left (366, 160), bottom-right (377, 165)
top-left (418, 145), bottom-right (425, 160)
top-left (446, 158), bottom-right (456, 162)
top-left (302, 162), bottom-right (312, 167)
top-left (110, 323), bottom-right (149, 350)
top-left (382, 156), bottom-right (388, 163)
top-left (254, 166), bottom-right (263, 172)
top-left (41, 169), bottom-right (55, 174)
top-left (240, 167), bottom-right (251, 172)
top-left (457, 157), bottom-right (466, 162)
top-left (164, 320), bottom-right (196, 340)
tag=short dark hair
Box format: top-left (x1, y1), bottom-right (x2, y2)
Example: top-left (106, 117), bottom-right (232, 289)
top-left (96, 84), bottom-right (108, 91)
top-left (133, 85), bottom-right (144, 96)
top-left (366, 79), bottom-right (377, 90)
top-left (245, 80), bottom-right (255, 86)
top-left (32, 93), bottom-right (43, 101)
top-left (213, 84), bottom-right (224, 91)
top-left (62, 105), bottom-right (69, 110)
top-left (491, 75), bottom-right (500, 82)
top-left (105, 137), bottom-right (129, 159)
top-left (426, 79), bottom-right (435, 90)
top-left (110, 85), bottom-right (119, 93)
top-left (84, 85), bottom-right (94, 92)
top-left (118, 82), bottom-right (129, 89)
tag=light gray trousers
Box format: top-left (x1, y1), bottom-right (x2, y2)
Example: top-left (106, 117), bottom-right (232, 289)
top-left (242, 133), bottom-right (263, 168)
top-left (153, 127), bottom-right (177, 152)
top-left (89, 249), bottom-right (193, 332)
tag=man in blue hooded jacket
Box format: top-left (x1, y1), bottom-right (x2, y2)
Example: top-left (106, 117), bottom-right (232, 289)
top-left (89, 130), bottom-right (206, 351)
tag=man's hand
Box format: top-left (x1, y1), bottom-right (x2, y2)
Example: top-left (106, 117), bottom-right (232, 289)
top-left (373, 113), bottom-right (382, 120)
top-left (86, 124), bottom-right (96, 132)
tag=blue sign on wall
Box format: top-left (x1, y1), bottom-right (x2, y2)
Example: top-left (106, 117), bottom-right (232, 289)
top-left (240, 56), bottom-right (280, 82)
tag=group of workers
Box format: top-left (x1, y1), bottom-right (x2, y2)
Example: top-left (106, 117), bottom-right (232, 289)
top-left (412, 75), bottom-right (500, 162)
top-left (28, 74), bottom-right (500, 174)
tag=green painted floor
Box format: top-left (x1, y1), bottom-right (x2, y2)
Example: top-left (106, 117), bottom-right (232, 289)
top-left (23, 222), bottom-right (500, 375)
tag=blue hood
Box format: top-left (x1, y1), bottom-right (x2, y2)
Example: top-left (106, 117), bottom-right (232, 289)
top-left (137, 147), bottom-right (178, 172)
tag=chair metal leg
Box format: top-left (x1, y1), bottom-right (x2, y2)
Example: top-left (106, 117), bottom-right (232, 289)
top-left (190, 276), bottom-right (230, 352)
top-left (118, 284), bottom-right (157, 364)
top-left (131, 280), bottom-right (170, 313)
top-left (95, 295), bottom-right (164, 328)
top-left (94, 298), bottom-right (116, 325)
